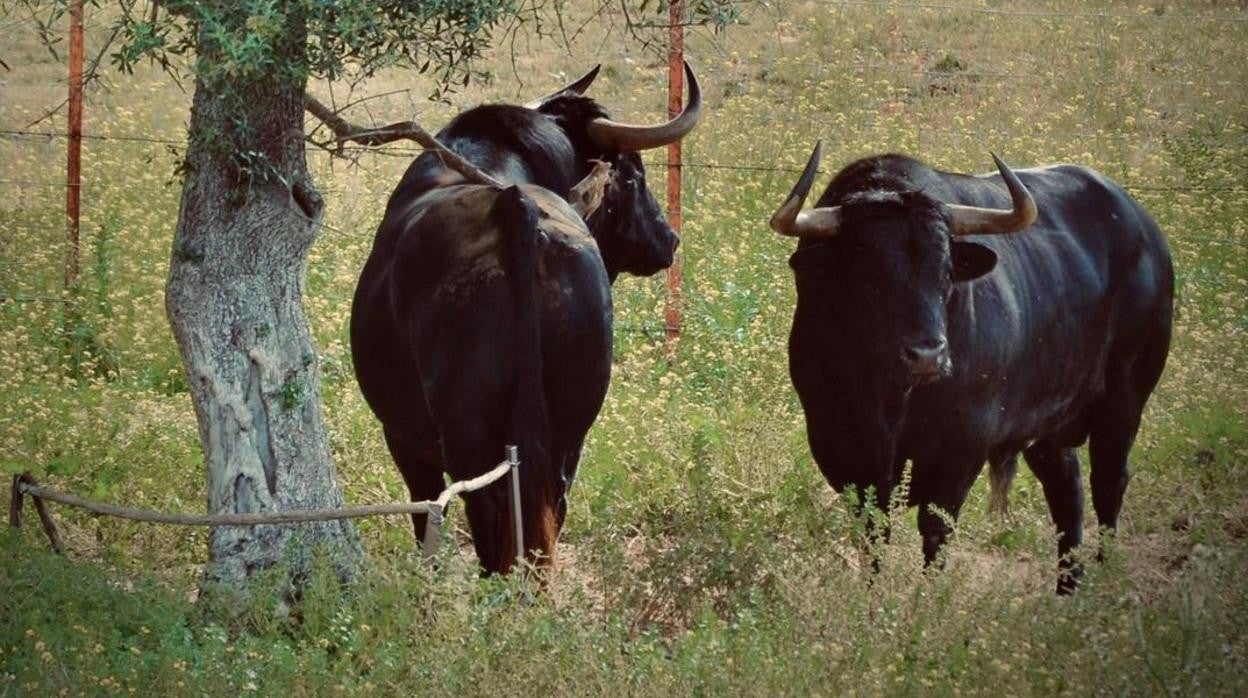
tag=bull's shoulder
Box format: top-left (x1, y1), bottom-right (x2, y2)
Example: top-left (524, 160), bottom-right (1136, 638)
top-left (985, 163), bottom-right (1137, 212)
top-left (953, 163), bottom-right (1168, 295)
top-left (439, 107), bottom-right (579, 194)
top-left (1020, 163), bottom-right (1128, 202)
top-left (942, 164), bottom-right (1158, 245)
top-left (1013, 165), bottom-right (1160, 245)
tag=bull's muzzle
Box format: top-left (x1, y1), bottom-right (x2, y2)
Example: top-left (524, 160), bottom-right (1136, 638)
top-left (900, 337), bottom-right (951, 385)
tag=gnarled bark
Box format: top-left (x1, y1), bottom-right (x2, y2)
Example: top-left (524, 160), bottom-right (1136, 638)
top-left (167, 64), bottom-right (362, 587)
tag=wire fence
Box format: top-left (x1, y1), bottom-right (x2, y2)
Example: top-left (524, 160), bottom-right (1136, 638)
top-left (2, 117), bottom-right (1243, 337)
top-left (4, 129), bottom-right (1248, 193)
top-left (4, 121), bottom-right (1245, 252)
top-left (806, 0), bottom-right (1248, 21)
top-left (1, 14), bottom-right (1244, 402)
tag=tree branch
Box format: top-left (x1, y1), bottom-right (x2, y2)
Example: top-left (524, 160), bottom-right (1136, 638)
top-left (23, 16), bottom-right (127, 129)
top-left (152, 1), bottom-right (190, 19)
top-left (303, 92), bottom-right (503, 188)
top-left (304, 93), bottom-right (613, 223)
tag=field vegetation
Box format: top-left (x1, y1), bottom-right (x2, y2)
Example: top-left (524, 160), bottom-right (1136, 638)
top-left (2, 0), bottom-right (1247, 693)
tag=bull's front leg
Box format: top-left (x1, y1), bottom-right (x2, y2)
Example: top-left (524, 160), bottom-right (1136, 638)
top-left (1023, 442), bottom-right (1085, 594)
top-left (913, 458), bottom-right (981, 570)
top-left (848, 477), bottom-right (896, 576)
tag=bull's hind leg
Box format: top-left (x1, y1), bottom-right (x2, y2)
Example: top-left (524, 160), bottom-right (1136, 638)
top-left (383, 428), bottom-right (446, 544)
top-left (1022, 443), bottom-right (1084, 594)
top-left (1088, 394), bottom-right (1152, 560)
top-left (440, 421), bottom-right (562, 576)
top-left (917, 501), bottom-right (961, 569)
top-left (1089, 330), bottom-right (1170, 551)
top-left (1087, 407), bottom-right (1138, 540)
top-left (436, 421), bottom-right (515, 575)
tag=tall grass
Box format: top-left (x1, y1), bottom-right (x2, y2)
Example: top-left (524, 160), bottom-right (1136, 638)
top-left (2, 0), bottom-right (1246, 693)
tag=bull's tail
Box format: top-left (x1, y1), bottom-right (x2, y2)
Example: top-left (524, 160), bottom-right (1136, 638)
top-left (494, 186), bottom-right (557, 570)
top-left (988, 453), bottom-right (1018, 518)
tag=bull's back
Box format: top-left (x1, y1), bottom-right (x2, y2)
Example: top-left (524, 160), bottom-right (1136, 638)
top-left (351, 185), bottom-right (613, 440)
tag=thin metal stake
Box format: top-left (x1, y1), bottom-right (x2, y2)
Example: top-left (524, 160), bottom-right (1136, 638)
top-left (506, 445), bottom-right (523, 566)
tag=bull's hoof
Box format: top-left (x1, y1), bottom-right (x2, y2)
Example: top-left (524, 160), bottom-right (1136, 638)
top-left (1056, 562), bottom-right (1084, 595)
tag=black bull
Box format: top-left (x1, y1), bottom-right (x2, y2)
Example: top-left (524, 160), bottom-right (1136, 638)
top-left (772, 143), bottom-right (1173, 593)
top-left (351, 65), bottom-right (701, 574)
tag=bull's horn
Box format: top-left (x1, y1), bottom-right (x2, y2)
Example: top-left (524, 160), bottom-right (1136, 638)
top-left (946, 154), bottom-right (1037, 236)
top-left (770, 140), bottom-right (843, 238)
top-left (586, 60), bottom-right (702, 152)
top-left (523, 65), bottom-right (602, 109)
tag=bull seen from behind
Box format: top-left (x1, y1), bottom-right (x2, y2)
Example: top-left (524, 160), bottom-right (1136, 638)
top-left (351, 65), bottom-right (702, 574)
top-left (771, 142), bottom-right (1173, 592)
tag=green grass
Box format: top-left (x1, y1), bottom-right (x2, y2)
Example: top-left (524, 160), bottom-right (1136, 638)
top-left (3, 0), bottom-right (1248, 693)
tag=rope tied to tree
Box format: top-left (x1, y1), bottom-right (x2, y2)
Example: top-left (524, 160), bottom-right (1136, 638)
top-left (8, 453), bottom-right (520, 562)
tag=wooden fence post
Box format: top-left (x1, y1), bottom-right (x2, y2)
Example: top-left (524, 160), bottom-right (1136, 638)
top-left (8, 475), bottom-right (23, 530)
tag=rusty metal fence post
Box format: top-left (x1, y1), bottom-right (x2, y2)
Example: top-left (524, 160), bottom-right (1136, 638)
top-left (65, 0), bottom-right (84, 292)
top-left (664, 0), bottom-right (685, 360)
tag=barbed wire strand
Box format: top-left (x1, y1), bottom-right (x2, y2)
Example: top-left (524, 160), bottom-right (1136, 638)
top-left (5, 127), bottom-right (1246, 193)
top-left (806, 0), bottom-right (1248, 22)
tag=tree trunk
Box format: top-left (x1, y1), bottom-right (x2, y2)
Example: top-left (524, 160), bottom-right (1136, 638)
top-left (167, 61), bottom-right (363, 586)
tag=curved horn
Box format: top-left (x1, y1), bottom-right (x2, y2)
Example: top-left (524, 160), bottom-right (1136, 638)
top-left (770, 140), bottom-right (843, 238)
top-left (946, 154), bottom-right (1037, 236)
top-left (523, 65), bottom-right (601, 110)
top-left (586, 60), bottom-right (703, 152)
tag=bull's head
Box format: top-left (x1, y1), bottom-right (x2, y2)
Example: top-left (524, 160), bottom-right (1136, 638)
top-left (772, 142), bottom-right (1037, 386)
top-left (532, 63), bottom-right (703, 282)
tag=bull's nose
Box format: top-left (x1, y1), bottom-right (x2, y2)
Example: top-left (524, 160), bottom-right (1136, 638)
top-left (900, 338), bottom-right (949, 377)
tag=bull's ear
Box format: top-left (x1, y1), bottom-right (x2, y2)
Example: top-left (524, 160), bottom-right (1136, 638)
top-left (951, 241), bottom-right (997, 282)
